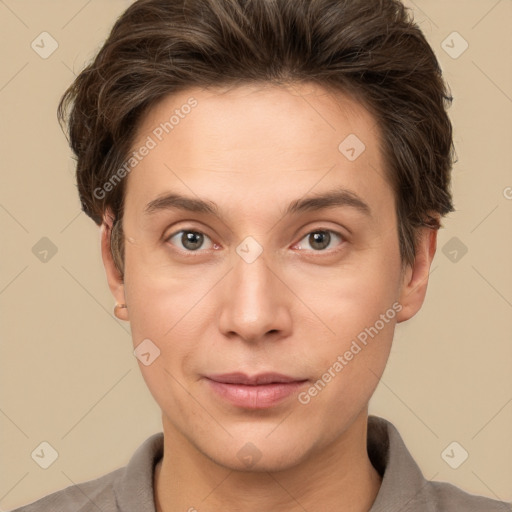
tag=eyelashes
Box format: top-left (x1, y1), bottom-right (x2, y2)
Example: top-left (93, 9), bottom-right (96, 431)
top-left (166, 230), bottom-right (215, 252)
top-left (293, 229), bottom-right (344, 252)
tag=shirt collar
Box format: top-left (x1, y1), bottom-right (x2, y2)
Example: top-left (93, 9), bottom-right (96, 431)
top-left (367, 415), bottom-right (436, 511)
top-left (113, 431), bottom-right (163, 511)
top-left (113, 415), bottom-right (432, 512)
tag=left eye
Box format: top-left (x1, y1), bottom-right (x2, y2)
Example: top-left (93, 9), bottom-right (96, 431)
top-left (166, 230), bottom-right (214, 252)
top-left (294, 230), bottom-right (344, 251)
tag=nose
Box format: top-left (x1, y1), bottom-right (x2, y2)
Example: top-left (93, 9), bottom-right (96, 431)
top-left (218, 247), bottom-right (293, 344)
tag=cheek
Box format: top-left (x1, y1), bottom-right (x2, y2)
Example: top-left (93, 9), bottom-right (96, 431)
top-left (123, 241), bottom-right (199, 339)
top-left (287, 245), bottom-right (401, 404)
top-left (122, 245), bottom-right (214, 381)
top-left (123, 261), bottom-right (204, 416)
top-left (287, 245), bottom-right (402, 340)
top-left (296, 275), bottom-right (399, 420)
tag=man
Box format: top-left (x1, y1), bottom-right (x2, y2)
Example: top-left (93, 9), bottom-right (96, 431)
top-left (12, 0), bottom-right (511, 510)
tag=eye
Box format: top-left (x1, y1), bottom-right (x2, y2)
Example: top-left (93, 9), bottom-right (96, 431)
top-left (166, 229), bottom-right (215, 252)
top-left (294, 229), bottom-right (345, 251)
top-left (166, 228), bottom-right (344, 254)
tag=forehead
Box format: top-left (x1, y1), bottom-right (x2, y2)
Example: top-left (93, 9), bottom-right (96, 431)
top-left (124, 82), bottom-right (392, 224)
top-left (131, 82), bottom-right (377, 160)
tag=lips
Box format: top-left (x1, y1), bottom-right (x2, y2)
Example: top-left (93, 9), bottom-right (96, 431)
top-left (205, 372), bottom-right (306, 386)
top-left (204, 372), bottom-right (309, 409)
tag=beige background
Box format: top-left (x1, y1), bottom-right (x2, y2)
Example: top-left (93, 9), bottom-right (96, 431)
top-left (1, 0), bottom-right (511, 509)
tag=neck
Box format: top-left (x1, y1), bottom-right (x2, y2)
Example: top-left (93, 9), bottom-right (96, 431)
top-left (154, 409), bottom-right (382, 512)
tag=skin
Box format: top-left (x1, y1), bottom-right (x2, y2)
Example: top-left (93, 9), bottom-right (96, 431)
top-left (100, 82), bottom-right (437, 512)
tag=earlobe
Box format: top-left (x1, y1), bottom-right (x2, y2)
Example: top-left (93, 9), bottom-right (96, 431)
top-left (100, 211), bottom-right (129, 321)
top-left (396, 227), bottom-right (438, 323)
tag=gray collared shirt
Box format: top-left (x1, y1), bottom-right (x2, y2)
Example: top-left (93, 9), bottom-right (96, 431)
top-left (11, 415), bottom-right (511, 511)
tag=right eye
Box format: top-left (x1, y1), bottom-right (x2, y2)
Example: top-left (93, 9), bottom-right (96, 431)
top-left (166, 229), bottom-right (215, 252)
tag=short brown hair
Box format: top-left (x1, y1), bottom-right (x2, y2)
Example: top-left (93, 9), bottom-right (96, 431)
top-left (57, 0), bottom-right (455, 277)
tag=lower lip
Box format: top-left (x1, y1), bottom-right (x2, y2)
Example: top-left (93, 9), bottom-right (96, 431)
top-left (205, 379), bottom-right (308, 409)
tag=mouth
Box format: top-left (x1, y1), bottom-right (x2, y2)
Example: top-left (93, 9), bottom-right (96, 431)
top-left (204, 372), bottom-right (309, 409)
top-left (206, 372), bottom-right (307, 385)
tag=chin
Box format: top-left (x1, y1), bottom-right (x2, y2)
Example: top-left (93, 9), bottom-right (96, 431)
top-left (201, 433), bottom-right (313, 473)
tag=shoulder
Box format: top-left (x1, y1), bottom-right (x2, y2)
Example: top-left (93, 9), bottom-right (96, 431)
top-left (8, 466), bottom-right (123, 512)
top-left (9, 432), bottom-right (164, 512)
top-left (367, 415), bottom-right (511, 512)
top-left (426, 480), bottom-right (511, 512)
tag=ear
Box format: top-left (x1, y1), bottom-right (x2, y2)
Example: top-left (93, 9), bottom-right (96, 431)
top-left (100, 209), bottom-right (129, 321)
top-left (396, 226), bottom-right (438, 323)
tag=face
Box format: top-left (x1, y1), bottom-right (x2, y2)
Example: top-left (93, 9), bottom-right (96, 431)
top-left (102, 82), bottom-right (435, 471)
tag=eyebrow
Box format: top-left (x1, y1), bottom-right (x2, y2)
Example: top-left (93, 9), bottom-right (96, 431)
top-left (143, 187), bottom-right (372, 220)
